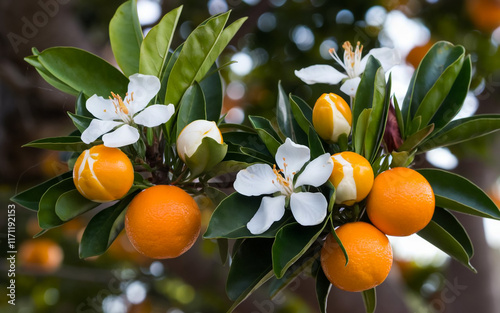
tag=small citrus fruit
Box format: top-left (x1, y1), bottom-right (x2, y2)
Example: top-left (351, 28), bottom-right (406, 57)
top-left (125, 185), bottom-right (201, 259)
top-left (18, 238), bottom-right (64, 273)
top-left (73, 144), bottom-right (134, 202)
top-left (329, 152), bottom-right (374, 205)
top-left (313, 93), bottom-right (352, 143)
top-left (321, 222), bottom-right (393, 292)
top-left (366, 167), bottom-right (435, 236)
top-left (176, 120), bottom-right (223, 162)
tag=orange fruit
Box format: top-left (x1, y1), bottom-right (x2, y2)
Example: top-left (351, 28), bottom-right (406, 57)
top-left (466, 0), bottom-right (500, 33)
top-left (73, 144), bottom-right (134, 202)
top-left (329, 152), bottom-right (374, 205)
top-left (321, 222), bottom-right (393, 292)
top-left (125, 185), bottom-right (201, 259)
top-left (366, 167), bottom-right (435, 236)
top-left (406, 40), bottom-right (434, 69)
top-left (313, 93), bottom-right (352, 143)
top-left (18, 238), bottom-right (64, 273)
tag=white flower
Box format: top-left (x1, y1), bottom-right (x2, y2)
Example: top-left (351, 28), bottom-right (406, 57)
top-left (81, 73), bottom-right (175, 148)
top-left (295, 41), bottom-right (400, 97)
top-left (233, 138), bottom-right (334, 234)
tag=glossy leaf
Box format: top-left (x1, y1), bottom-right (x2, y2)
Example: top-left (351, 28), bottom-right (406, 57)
top-left (79, 192), bottom-right (138, 259)
top-left (23, 136), bottom-right (97, 152)
top-left (276, 81), bottom-right (307, 143)
top-left (249, 115), bottom-right (282, 156)
top-left (37, 47), bottom-right (128, 97)
top-left (200, 64), bottom-right (224, 122)
top-left (223, 131), bottom-right (270, 156)
top-left (205, 160), bottom-right (252, 179)
top-left (176, 82), bottom-right (207, 136)
top-left (38, 178), bottom-right (75, 229)
top-left (268, 254), bottom-right (316, 298)
top-left (184, 137), bottom-right (227, 178)
top-left (109, 0), bottom-right (142, 76)
top-left (291, 95), bottom-right (313, 125)
top-left (315, 265), bottom-right (332, 313)
top-left (364, 70), bottom-right (389, 162)
top-left (272, 222), bottom-right (326, 278)
top-left (418, 207), bottom-right (475, 271)
top-left (55, 190), bottom-right (100, 221)
top-left (159, 44), bottom-right (182, 105)
top-left (10, 172), bottom-right (72, 211)
top-left (397, 123), bottom-right (434, 152)
top-left (354, 109), bottom-right (371, 155)
top-left (25, 55), bottom-right (78, 95)
top-left (308, 127), bottom-right (325, 159)
top-left (75, 92), bottom-right (91, 117)
top-left (226, 238), bottom-right (274, 303)
top-left (204, 193), bottom-right (292, 239)
top-left (393, 97), bottom-right (405, 138)
top-left (418, 114), bottom-right (500, 153)
top-left (418, 169), bottom-right (500, 219)
top-left (139, 6), bottom-right (182, 76)
top-left (362, 288), bottom-right (377, 313)
top-left (68, 113), bottom-right (93, 134)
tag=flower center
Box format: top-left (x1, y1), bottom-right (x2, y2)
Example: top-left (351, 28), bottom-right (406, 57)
top-left (329, 41), bottom-right (364, 79)
top-left (272, 162), bottom-right (294, 196)
top-left (109, 92), bottom-right (134, 123)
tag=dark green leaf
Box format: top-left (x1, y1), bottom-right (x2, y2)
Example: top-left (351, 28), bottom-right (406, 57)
top-left (10, 172), bottom-right (72, 211)
top-left (79, 192), bottom-right (138, 259)
top-left (249, 115), bottom-right (282, 156)
top-left (354, 109), bottom-right (371, 155)
top-left (362, 288), bottom-right (377, 313)
top-left (418, 207), bottom-right (475, 272)
top-left (200, 64), bottom-right (223, 122)
top-left (75, 92), bottom-right (91, 117)
top-left (364, 69), bottom-right (388, 162)
top-left (223, 131), bottom-right (270, 156)
top-left (68, 113), bottom-right (93, 134)
top-left (109, 0), bottom-right (142, 76)
top-left (217, 238), bottom-right (229, 265)
top-left (139, 6), bottom-right (182, 76)
top-left (25, 55), bottom-right (78, 95)
top-left (397, 123), bottom-right (435, 152)
top-left (418, 169), bottom-right (500, 219)
top-left (159, 44), bottom-right (182, 105)
top-left (352, 56), bottom-right (382, 132)
top-left (185, 137), bottom-right (227, 178)
top-left (393, 97), bottom-right (405, 138)
top-left (55, 190), bottom-right (100, 221)
top-left (204, 193), bottom-right (292, 239)
top-left (205, 160), bottom-right (251, 179)
top-left (308, 126), bottom-right (325, 159)
top-left (315, 266), bottom-right (332, 313)
top-left (226, 238), bottom-right (274, 303)
top-left (23, 136), bottom-right (97, 152)
top-left (37, 47), bottom-right (128, 97)
top-left (38, 178), bottom-right (75, 229)
top-left (176, 82), bottom-right (207, 136)
top-left (272, 222), bottom-right (326, 278)
top-left (418, 114), bottom-right (500, 153)
top-left (268, 252), bottom-right (317, 298)
top-left (291, 95), bottom-right (313, 128)
top-left (276, 81), bottom-right (294, 139)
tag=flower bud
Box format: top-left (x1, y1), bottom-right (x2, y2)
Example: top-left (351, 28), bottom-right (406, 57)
top-left (313, 93), bottom-right (352, 143)
top-left (176, 120), bottom-right (227, 176)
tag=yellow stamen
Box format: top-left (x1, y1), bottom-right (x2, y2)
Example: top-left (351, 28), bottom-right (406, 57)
top-left (273, 164), bottom-right (290, 187)
top-left (110, 92), bottom-right (129, 115)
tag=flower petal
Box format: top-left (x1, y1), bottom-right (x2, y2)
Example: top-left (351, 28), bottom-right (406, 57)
top-left (81, 119), bottom-right (122, 144)
top-left (340, 77), bottom-right (361, 97)
top-left (102, 124), bottom-right (140, 147)
top-left (295, 65), bottom-right (347, 85)
top-left (276, 138), bottom-right (310, 176)
top-left (290, 192), bottom-right (327, 226)
top-left (295, 153), bottom-right (333, 188)
top-left (234, 164), bottom-right (281, 196)
top-left (127, 74), bottom-right (161, 114)
top-left (86, 95), bottom-right (120, 120)
top-left (133, 104), bottom-right (175, 127)
top-left (247, 195), bottom-right (286, 235)
top-left (360, 47), bottom-right (400, 73)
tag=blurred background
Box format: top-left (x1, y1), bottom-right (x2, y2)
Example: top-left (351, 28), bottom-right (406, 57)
top-left (1, 0), bottom-right (500, 312)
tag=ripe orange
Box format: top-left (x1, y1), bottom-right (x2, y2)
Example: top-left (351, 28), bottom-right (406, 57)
top-left (73, 144), bottom-right (134, 202)
top-left (125, 185), bottom-right (201, 259)
top-left (313, 93), bottom-right (352, 143)
top-left (321, 222), bottom-right (393, 292)
top-left (329, 151), bottom-right (374, 205)
top-left (18, 238), bottom-right (64, 273)
top-left (366, 167), bottom-right (435, 236)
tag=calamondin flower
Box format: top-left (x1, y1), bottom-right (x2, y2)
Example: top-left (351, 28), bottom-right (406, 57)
top-left (295, 41), bottom-right (399, 97)
top-left (234, 138), bottom-right (334, 235)
top-left (81, 73), bottom-right (175, 148)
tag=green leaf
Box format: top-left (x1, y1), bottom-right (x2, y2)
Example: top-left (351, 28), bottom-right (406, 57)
top-left (362, 288), bottom-right (377, 313)
top-left (79, 192), bottom-right (138, 259)
top-left (393, 97), bottom-right (405, 138)
top-left (55, 190), bottom-right (100, 221)
top-left (200, 64), bottom-right (223, 122)
top-left (315, 266), bottom-right (332, 313)
top-left (364, 70), bottom-right (389, 162)
top-left (75, 92), bottom-right (91, 117)
top-left (223, 131), bottom-right (270, 156)
top-left (38, 178), bottom-right (75, 229)
top-left (37, 47), bottom-right (128, 97)
top-left (25, 55), bottom-right (78, 96)
top-left (308, 127), bottom-right (325, 159)
top-left (397, 123), bottom-right (434, 152)
top-left (272, 222), bottom-right (326, 278)
top-left (354, 109), bottom-right (371, 156)
top-left (249, 116), bottom-right (282, 156)
top-left (205, 160), bottom-right (251, 179)
top-left (418, 169), bottom-right (500, 219)
top-left (139, 6), bottom-right (182, 76)
top-left (165, 12), bottom-right (246, 106)
top-left (268, 254), bottom-right (316, 298)
top-left (276, 81), bottom-right (295, 139)
top-left (204, 193), bottom-right (292, 239)
top-left (159, 44), bottom-right (182, 105)
top-left (418, 114), bottom-right (500, 153)
top-left (23, 136), bottom-right (97, 152)
top-left (68, 113), bottom-right (93, 134)
top-left (176, 82), bottom-right (207, 136)
top-left (109, 0), bottom-right (143, 76)
top-left (184, 137), bottom-right (227, 178)
top-left (10, 172), bottom-right (72, 211)
top-left (226, 238), bottom-right (274, 304)
top-left (217, 238), bottom-right (229, 265)
top-left (402, 42), bottom-right (465, 130)
top-left (290, 94), bottom-right (313, 131)
top-left (418, 207), bottom-right (475, 271)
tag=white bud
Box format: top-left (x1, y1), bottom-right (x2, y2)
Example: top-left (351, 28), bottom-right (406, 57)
top-left (176, 120), bottom-right (223, 162)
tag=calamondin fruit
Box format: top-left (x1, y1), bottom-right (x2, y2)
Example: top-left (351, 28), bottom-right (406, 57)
top-left (313, 93), bottom-right (352, 143)
top-left (73, 144), bottom-right (134, 202)
top-left (329, 151), bottom-right (374, 205)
